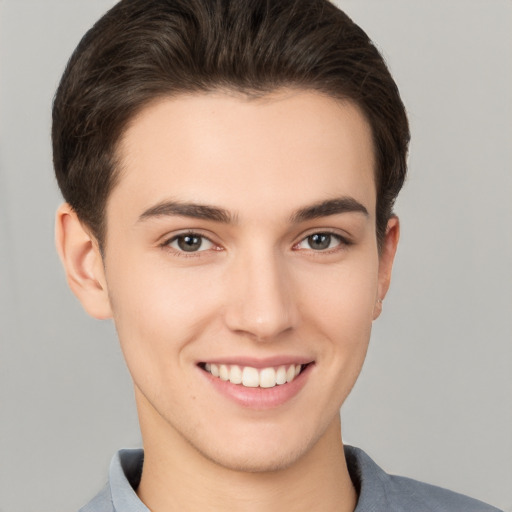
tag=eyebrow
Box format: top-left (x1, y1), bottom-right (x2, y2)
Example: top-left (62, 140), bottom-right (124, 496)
top-left (137, 196), bottom-right (368, 225)
top-left (138, 201), bottom-right (234, 223)
top-left (290, 197), bottom-right (368, 223)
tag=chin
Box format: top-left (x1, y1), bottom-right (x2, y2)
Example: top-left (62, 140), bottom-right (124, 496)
top-left (190, 424), bottom-right (320, 474)
top-left (200, 442), bottom-right (310, 474)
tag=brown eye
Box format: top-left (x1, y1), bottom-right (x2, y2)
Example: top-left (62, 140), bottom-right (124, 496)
top-left (168, 233), bottom-right (214, 253)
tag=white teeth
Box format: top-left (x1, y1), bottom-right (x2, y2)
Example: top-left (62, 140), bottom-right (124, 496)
top-left (219, 364), bottom-right (229, 381)
top-left (259, 367), bottom-right (276, 388)
top-left (204, 363), bottom-right (305, 388)
top-left (229, 365), bottom-right (243, 384)
top-left (242, 367), bottom-right (259, 387)
top-left (276, 366), bottom-right (287, 385)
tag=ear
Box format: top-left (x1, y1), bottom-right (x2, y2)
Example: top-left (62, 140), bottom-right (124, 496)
top-left (373, 216), bottom-right (400, 320)
top-left (55, 203), bottom-right (113, 319)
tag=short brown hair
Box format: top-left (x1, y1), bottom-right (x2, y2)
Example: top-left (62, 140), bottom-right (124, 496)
top-left (52, 0), bottom-right (409, 250)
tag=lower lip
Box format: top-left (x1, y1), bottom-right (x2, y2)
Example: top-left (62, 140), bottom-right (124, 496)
top-left (200, 364), bottom-right (313, 410)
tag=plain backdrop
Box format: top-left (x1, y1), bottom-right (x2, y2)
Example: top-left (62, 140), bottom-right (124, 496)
top-left (0, 1), bottom-right (511, 511)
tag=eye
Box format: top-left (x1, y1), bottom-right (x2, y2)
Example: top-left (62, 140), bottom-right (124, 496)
top-left (167, 233), bottom-right (215, 253)
top-left (295, 232), bottom-right (345, 251)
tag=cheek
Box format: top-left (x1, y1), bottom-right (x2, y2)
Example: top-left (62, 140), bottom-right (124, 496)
top-left (300, 254), bottom-right (379, 326)
top-left (297, 254), bottom-right (378, 379)
top-left (105, 259), bottom-right (222, 382)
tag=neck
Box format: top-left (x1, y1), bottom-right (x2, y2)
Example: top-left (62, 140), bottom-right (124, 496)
top-left (136, 392), bottom-right (357, 512)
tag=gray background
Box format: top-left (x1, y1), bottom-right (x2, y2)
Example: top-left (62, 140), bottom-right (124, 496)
top-left (0, 1), bottom-right (511, 511)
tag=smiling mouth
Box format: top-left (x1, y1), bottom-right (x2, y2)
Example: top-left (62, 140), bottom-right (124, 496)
top-left (199, 362), bottom-right (312, 388)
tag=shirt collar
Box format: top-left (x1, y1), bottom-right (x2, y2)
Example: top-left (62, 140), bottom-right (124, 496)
top-left (110, 449), bottom-right (148, 512)
top-left (109, 445), bottom-right (385, 511)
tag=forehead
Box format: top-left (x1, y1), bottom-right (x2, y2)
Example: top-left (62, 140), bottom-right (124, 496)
top-left (112, 89), bottom-right (376, 222)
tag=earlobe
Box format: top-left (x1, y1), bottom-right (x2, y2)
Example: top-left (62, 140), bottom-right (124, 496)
top-left (373, 216), bottom-right (400, 320)
top-left (55, 203), bottom-right (113, 319)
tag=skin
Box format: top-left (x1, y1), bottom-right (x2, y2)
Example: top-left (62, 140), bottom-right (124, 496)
top-left (56, 90), bottom-right (399, 511)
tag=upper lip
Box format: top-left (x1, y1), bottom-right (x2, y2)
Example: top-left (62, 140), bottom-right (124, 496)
top-left (198, 355), bottom-right (315, 369)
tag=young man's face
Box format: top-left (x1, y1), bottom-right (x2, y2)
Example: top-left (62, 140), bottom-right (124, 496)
top-left (63, 90), bottom-right (398, 472)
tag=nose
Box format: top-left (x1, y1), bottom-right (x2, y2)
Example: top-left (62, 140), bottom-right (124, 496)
top-left (223, 247), bottom-right (298, 341)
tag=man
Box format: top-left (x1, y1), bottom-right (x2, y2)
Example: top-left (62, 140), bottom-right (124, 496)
top-left (52, 0), bottom-right (502, 510)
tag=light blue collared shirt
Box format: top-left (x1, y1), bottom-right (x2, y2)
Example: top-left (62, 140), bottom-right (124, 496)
top-left (79, 446), bottom-right (503, 511)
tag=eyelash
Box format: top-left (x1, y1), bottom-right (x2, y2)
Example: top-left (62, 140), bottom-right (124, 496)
top-left (161, 230), bottom-right (352, 257)
top-left (161, 231), bottom-right (220, 258)
top-left (293, 231), bottom-right (352, 253)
